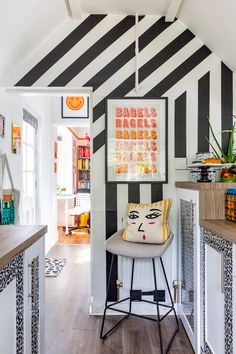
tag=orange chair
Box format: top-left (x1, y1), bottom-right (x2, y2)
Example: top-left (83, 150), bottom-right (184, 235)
top-left (67, 193), bottom-right (90, 235)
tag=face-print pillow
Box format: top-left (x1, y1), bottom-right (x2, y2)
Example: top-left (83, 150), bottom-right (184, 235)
top-left (123, 199), bottom-right (172, 244)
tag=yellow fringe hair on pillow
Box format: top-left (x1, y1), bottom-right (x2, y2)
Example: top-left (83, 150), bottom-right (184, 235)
top-left (123, 199), bottom-right (172, 244)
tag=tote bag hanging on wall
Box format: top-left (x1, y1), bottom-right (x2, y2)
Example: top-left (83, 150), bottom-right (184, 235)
top-left (0, 154), bottom-right (20, 225)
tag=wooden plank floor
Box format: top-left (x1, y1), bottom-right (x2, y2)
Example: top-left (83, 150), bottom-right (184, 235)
top-left (57, 227), bottom-right (90, 245)
top-left (45, 244), bottom-right (194, 354)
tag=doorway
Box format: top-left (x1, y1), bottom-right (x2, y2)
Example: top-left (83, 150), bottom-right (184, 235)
top-left (4, 87), bottom-right (93, 315)
top-left (56, 125), bottom-right (91, 245)
top-left (5, 86), bottom-right (93, 253)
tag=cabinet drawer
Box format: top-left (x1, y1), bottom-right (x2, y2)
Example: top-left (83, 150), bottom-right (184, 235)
top-left (0, 280), bottom-right (16, 354)
top-left (205, 244), bottom-right (224, 354)
top-left (24, 237), bottom-right (45, 354)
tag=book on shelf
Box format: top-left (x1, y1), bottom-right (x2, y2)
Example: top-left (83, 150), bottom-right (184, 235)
top-left (78, 159), bottom-right (90, 170)
top-left (77, 145), bottom-right (90, 192)
top-left (78, 145), bottom-right (90, 158)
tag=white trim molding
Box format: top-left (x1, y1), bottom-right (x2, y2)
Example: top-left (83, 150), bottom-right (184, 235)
top-left (64, 0), bottom-right (82, 20)
top-left (4, 86), bottom-right (93, 96)
top-left (165, 0), bottom-right (183, 22)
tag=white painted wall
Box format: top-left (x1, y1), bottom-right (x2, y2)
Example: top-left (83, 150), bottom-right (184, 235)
top-left (178, 0), bottom-right (236, 72)
top-left (57, 126), bottom-right (74, 194)
top-left (57, 126), bottom-right (75, 227)
top-left (0, 89), bottom-right (23, 191)
top-left (0, 0), bottom-right (67, 80)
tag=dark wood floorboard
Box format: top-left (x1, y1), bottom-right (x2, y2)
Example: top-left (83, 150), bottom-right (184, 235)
top-left (45, 245), bottom-right (194, 354)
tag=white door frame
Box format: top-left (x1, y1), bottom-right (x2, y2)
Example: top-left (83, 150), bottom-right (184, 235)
top-left (22, 116), bottom-right (37, 224)
top-left (22, 102), bottom-right (42, 225)
top-left (4, 86), bottom-right (93, 298)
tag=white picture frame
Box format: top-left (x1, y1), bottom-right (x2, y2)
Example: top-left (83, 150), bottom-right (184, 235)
top-left (61, 95), bottom-right (89, 119)
top-left (106, 97), bottom-right (168, 183)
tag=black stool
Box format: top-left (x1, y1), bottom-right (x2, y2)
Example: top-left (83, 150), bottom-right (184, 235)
top-left (100, 229), bottom-right (179, 354)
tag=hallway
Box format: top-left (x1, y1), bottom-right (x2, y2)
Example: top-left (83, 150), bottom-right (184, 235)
top-left (45, 245), bottom-right (193, 354)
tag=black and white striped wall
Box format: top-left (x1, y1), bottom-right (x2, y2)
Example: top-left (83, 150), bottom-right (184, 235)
top-left (13, 15), bottom-right (235, 309)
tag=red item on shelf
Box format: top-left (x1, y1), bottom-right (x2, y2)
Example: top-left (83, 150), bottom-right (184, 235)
top-left (78, 145), bottom-right (90, 158)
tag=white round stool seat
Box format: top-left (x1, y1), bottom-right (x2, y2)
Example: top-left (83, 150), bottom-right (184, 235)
top-left (105, 229), bottom-right (173, 259)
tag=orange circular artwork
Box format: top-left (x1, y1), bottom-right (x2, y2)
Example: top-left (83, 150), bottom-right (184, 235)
top-left (66, 96), bottom-right (84, 111)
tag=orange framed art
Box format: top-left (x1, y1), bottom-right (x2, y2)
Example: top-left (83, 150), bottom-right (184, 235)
top-left (12, 123), bottom-right (21, 155)
top-left (61, 95), bottom-right (89, 119)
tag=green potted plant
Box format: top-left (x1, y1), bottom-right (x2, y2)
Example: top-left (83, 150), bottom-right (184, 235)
top-left (206, 115), bottom-right (236, 182)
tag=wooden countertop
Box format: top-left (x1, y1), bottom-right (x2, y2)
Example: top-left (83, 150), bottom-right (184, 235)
top-left (200, 219), bottom-right (236, 244)
top-left (0, 225), bottom-right (47, 269)
top-left (176, 182), bottom-right (236, 190)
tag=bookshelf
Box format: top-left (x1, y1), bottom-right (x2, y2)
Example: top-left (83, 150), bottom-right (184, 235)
top-left (77, 146), bottom-right (90, 192)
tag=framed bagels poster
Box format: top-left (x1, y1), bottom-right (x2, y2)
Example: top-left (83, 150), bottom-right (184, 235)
top-left (106, 97), bottom-right (168, 183)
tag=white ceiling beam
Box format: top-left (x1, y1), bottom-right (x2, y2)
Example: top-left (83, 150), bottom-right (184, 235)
top-left (165, 0), bottom-right (183, 22)
top-left (5, 87), bottom-right (93, 95)
top-left (64, 0), bottom-right (82, 20)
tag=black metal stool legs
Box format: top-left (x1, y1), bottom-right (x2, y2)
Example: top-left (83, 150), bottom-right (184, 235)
top-left (160, 257), bottom-right (179, 329)
top-left (152, 258), bottom-right (164, 354)
top-left (100, 254), bottom-right (116, 339)
top-left (129, 259), bottom-right (135, 314)
top-left (153, 257), bottom-right (179, 353)
top-left (100, 256), bottom-right (179, 353)
top-left (100, 256), bottom-right (135, 339)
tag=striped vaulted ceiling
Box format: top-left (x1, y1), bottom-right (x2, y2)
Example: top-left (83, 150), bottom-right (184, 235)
top-left (15, 15), bottom-right (233, 301)
top-left (15, 15), bottom-right (220, 155)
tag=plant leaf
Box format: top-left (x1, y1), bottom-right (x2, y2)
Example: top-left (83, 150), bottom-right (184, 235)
top-left (206, 117), bottom-right (228, 160)
top-left (225, 125), bottom-right (236, 163)
top-left (205, 137), bottom-right (222, 160)
top-left (207, 118), bottom-right (224, 153)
